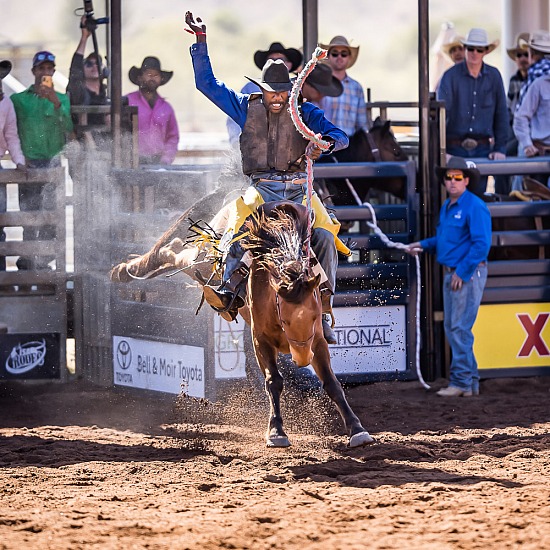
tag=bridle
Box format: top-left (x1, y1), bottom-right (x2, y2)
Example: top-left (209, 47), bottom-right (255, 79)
top-left (365, 128), bottom-right (382, 162)
top-left (274, 290), bottom-right (317, 348)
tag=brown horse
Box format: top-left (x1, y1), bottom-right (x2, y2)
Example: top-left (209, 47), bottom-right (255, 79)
top-left (242, 201), bottom-right (373, 448)
top-left (316, 117), bottom-right (409, 205)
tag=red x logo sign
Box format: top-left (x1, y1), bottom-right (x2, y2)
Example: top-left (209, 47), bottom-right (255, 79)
top-left (517, 313), bottom-right (550, 357)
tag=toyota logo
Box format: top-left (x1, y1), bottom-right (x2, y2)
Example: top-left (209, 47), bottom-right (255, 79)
top-left (116, 340), bottom-right (132, 370)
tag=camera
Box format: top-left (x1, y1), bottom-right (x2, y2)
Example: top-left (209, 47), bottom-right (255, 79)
top-left (81, 0), bottom-right (109, 32)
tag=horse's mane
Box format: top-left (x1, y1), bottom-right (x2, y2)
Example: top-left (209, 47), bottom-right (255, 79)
top-left (243, 203), bottom-right (315, 302)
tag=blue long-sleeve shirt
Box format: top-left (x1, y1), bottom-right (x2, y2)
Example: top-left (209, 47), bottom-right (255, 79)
top-left (437, 61), bottom-right (509, 154)
top-left (420, 190), bottom-right (491, 282)
top-left (190, 42), bottom-right (348, 152)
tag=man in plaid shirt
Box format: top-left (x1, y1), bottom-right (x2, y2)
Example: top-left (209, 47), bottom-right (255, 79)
top-left (319, 36), bottom-right (369, 137)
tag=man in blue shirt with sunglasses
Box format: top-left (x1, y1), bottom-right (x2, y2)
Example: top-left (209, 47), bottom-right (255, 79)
top-left (438, 28), bottom-right (508, 197)
top-left (406, 157), bottom-right (491, 397)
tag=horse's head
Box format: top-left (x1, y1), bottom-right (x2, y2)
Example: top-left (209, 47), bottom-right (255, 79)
top-left (273, 271), bottom-right (321, 367)
top-left (244, 201), bottom-right (322, 366)
top-left (369, 116), bottom-right (408, 162)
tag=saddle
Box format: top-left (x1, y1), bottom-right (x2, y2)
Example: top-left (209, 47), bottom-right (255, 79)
top-left (511, 176), bottom-right (550, 202)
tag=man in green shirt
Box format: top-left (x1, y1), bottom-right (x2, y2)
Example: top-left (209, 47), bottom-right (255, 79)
top-left (11, 51), bottom-right (73, 270)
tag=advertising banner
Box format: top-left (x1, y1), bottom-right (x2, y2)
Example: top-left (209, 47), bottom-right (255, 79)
top-left (329, 306), bottom-right (407, 375)
top-left (474, 303), bottom-right (550, 369)
top-left (112, 336), bottom-right (205, 397)
top-left (0, 333), bottom-right (61, 380)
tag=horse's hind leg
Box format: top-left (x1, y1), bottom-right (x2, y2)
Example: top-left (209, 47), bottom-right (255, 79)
top-left (311, 344), bottom-right (374, 448)
top-left (254, 341), bottom-right (290, 447)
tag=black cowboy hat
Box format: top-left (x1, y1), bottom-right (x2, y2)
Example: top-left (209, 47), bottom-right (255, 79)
top-left (254, 42), bottom-right (302, 72)
top-left (0, 60), bottom-right (12, 80)
top-left (129, 56), bottom-right (173, 86)
top-left (246, 59), bottom-right (293, 93)
top-left (304, 64), bottom-right (343, 97)
top-left (435, 156), bottom-right (481, 186)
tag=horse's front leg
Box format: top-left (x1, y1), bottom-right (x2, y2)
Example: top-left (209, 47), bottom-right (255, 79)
top-left (311, 340), bottom-right (374, 448)
top-left (254, 339), bottom-right (290, 448)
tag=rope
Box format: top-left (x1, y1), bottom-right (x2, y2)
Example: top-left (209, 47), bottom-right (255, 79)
top-left (288, 47), bottom-right (331, 261)
top-left (360, 201), bottom-right (430, 390)
top-left (288, 48), bottom-right (428, 390)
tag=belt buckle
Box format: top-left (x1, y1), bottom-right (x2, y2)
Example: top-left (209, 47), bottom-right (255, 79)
top-left (461, 138), bottom-right (478, 151)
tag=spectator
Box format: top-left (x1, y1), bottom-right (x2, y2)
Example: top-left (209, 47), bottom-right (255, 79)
top-left (10, 51), bottom-right (73, 270)
top-left (300, 63), bottom-right (343, 107)
top-left (441, 34), bottom-right (465, 65)
top-left (0, 60), bottom-right (25, 171)
top-left (437, 28), bottom-right (508, 197)
top-left (406, 157), bottom-right (491, 397)
top-left (67, 15), bottom-right (109, 131)
top-left (513, 73), bottom-right (550, 188)
top-left (507, 32), bottom-right (530, 117)
top-left (516, 30), bottom-right (550, 109)
top-left (226, 42), bottom-right (302, 147)
top-left (125, 57), bottom-right (179, 165)
top-left (185, 12), bottom-right (349, 343)
top-left (494, 32), bottom-right (530, 194)
top-left (318, 35), bottom-right (369, 138)
top-left (0, 60), bottom-right (26, 271)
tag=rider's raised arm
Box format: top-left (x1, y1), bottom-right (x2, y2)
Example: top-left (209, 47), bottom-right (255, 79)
top-left (186, 11), bottom-right (248, 129)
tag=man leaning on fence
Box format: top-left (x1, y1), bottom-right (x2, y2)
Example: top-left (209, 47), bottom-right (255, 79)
top-left (0, 60), bottom-right (26, 271)
top-left (10, 51), bottom-right (73, 270)
top-left (437, 28), bottom-right (508, 197)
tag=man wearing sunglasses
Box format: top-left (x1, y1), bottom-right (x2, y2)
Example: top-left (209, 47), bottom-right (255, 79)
top-left (10, 50), bottom-right (73, 270)
top-left (318, 35), bottom-right (368, 138)
top-left (67, 15), bottom-right (109, 131)
top-left (437, 28), bottom-right (508, 196)
top-left (405, 157), bottom-right (491, 397)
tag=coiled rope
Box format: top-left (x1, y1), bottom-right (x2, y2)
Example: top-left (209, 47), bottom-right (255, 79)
top-left (288, 46), bottom-right (330, 261)
top-left (288, 48), bottom-right (429, 389)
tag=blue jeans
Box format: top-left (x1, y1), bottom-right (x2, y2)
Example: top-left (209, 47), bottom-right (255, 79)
top-left (443, 264), bottom-right (487, 393)
top-left (223, 180), bottom-right (338, 293)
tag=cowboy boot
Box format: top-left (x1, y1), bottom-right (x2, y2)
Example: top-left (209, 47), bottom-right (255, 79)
top-left (203, 274), bottom-right (246, 322)
top-left (320, 289), bottom-right (337, 344)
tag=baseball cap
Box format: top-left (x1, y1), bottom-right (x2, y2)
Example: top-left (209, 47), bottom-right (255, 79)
top-left (32, 51), bottom-right (56, 68)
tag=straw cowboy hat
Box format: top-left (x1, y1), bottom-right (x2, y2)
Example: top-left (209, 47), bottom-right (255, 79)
top-left (441, 34), bottom-right (465, 59)
top-left (319, 35), bottom-right (359, 68)
top-left (507, 32), bottom-right (530, 61)
top-left (245, 59), bottom-right (293, 92)
top-left (524, 30), bottom-right (550, 54)
top-left (253, 42), bottom-right (302, 73)
top-left (461, 28), bottom-right (500, 54)
top-left (435, 156), bottom-right (480, 187)
top-left (303, 64), bottom-right (343, 97)
top-left (0, 60), bottom-right (12, 80)
top-left (129, 56), bottom-right (173, 86)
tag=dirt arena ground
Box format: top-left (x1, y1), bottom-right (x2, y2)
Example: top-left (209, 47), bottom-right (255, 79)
top-left (0, 375), bottom-right (549, 550)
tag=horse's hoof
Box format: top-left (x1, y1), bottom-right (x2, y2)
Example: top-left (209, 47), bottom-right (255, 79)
top-left (348, 431), bottom-right (374, 448)
top-left (266, 436), bottom-right (291, 448)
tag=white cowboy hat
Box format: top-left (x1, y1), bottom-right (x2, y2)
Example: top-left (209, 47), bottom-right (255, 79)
top-left (319, 36), bottom-right (359, 68)
top-left (507, 32), bottom-right (530, 61)
top-left (524, 30), bottom-right (550, 55)
top-left (461, 28), bottom-right (499, 54)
